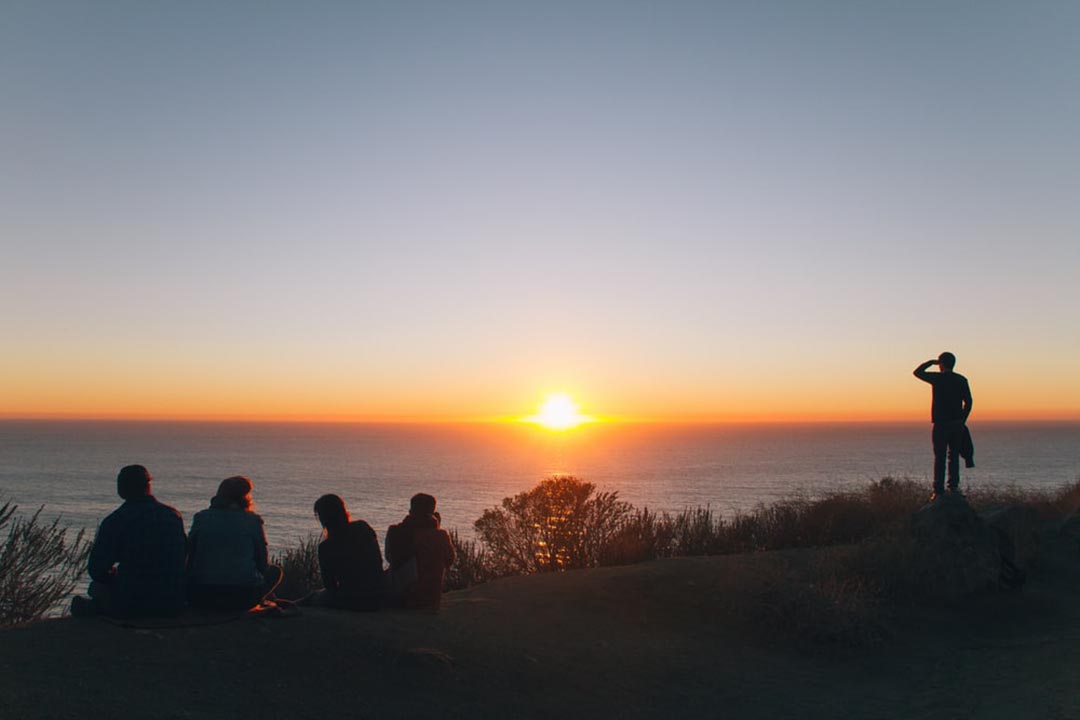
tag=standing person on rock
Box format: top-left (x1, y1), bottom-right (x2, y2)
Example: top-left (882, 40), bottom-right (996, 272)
top-left (914, 352), bottom-right (974, 500)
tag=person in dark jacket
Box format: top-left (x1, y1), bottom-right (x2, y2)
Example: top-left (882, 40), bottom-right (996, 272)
top-left (385, 493), bottom-right (455, 610)
top-left (914, 352), bottom-right (974, 499)
top-left (187, 476), bottom-right (282, 611)
top-left (71, 465), bottom-right (187, 618)
top-left (307, 494), bottom-right (383, 611)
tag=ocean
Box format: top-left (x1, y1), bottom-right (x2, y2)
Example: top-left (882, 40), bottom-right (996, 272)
top-left (1, 420), bottom-right (1078, 551)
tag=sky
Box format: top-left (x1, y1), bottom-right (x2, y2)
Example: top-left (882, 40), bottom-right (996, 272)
top-left (2, 1), bottom-right (1078, 422)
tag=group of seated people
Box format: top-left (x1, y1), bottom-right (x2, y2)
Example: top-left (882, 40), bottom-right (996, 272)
top-left (70, 464), bottom-right (456, 618)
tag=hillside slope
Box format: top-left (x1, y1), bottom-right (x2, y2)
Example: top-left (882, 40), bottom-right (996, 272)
top-left (4, 535), bottom-right (1080, 719)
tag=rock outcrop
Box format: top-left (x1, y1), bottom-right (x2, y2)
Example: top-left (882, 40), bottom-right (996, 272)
top-left (907, 494), bottom-right (1001, 598)
top-left (902, 495), bottom-right (1046, 597)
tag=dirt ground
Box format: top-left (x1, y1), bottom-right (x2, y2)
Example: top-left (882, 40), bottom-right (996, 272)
top-left (4, 528), bottom-right (1080, 720)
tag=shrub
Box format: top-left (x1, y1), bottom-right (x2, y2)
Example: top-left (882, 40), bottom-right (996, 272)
top-left (865, 476), bottom-right (926, 520)
top-left (599, 507), bottom-right (678, 566)
top-left (714, 478), bottom-right (925, 554)
top-left (967, 479), bottom-right (1080, 520)
top-left (271, 536), bottom-right (321, 600)
top-left (473, 475), bottom-right (633, 575)
top-left (465, 476), bottom-right (932, 581)
top-left (670, 506), bottom-right (724, 556)
top-left (372, 474), bottom-right (1080, 605)
top-left (445, 530), bottom-right (497, 591)
top-left (1041, 479), bottom-right (1080, 518)
top-left (0, 502), bottom-right (91, 626)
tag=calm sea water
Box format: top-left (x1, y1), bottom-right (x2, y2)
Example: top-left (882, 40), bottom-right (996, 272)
top-left (1, 420), bottom-right (1078, 551)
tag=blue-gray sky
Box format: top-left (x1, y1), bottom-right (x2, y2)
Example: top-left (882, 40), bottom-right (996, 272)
top-left (3, 1), bottom-right (1078, 420)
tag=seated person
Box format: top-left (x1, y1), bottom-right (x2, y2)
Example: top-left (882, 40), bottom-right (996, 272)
top-left (306, 494), bottom-right (383, 611)
top-left (186, 476), bottom-right (282, 611)
top-left (71, 465), bottom-right (187, 618)
top-left (385, 493), bottom-right (456, 610)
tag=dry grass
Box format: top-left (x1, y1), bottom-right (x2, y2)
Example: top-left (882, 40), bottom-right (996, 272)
top-left (966, 479), bottom-right (1080, 519)
top-left (446, 476), bottom-right (1080, 646)
top-left (271, 535), bottom-right (321, 600)
top-left (596, 477), bottom-right (926, 565)
top-left (449, 476), bottom-right (1080, 592)
top-left (0, 502), bottom-right (91, 626)
top-left (445, 530), bottom-right (499, 591)
top-left (271, 478), bottom-right (1080, 597)
top-left (269, 476), bottom-right (1080, 645)
top-left (741, 551), bottom-right (887, 650)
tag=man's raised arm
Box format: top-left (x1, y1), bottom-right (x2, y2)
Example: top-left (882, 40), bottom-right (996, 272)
top-left (913, 359), bottom-right (937, 383)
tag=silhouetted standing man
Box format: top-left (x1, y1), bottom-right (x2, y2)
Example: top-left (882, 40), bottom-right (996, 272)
top-left (914, 352), bottom-right (973, 500)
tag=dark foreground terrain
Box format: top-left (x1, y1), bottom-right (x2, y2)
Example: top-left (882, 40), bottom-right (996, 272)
top-left (4, 528), bottom-right (1080, 720)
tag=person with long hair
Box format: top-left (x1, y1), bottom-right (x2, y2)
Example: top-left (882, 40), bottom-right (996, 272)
top-left (308, 494), bottom-right (383, 611)
top-left (187, 476), bottom-right (283, 611)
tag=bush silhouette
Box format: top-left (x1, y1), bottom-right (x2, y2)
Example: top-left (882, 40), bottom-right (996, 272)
top-left (0, 501), bottom-right (90, 625)
top-left (473, 475), bottom-right (632, 575)
top-left (445, 529), bottom-right (496, 590)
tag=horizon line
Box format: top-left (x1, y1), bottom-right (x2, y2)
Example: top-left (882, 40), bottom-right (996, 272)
top-left (2, 413), bottom-right (1078, 425)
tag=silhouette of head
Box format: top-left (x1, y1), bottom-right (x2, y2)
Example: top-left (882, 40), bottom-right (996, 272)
top-left (215, 475), bottom-right (254, 510)
top-left (314, 494), bottom-right (350, 533)
top-left (938, 352), bottom-right (956, 371)
top-left (409, 493), bottom-right (437, 517)
top-left (117, 464), bottom-right (152, 500)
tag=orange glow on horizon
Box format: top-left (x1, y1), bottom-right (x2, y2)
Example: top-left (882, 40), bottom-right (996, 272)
top-left (2, 361), bottom-right (1078, 425)
top-left (1, 408), bottom-right (1078, 424)
top-left (2, 399), bottom-right (1079, 425)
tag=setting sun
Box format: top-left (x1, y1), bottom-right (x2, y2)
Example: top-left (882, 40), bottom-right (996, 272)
top-left (522, 393), bottom-right (595, 430)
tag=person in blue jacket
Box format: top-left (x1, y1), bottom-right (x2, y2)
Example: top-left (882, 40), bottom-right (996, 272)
top-left (186, 476), bottom-right (283, 611)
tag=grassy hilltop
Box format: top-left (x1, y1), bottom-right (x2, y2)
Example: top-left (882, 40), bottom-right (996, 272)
top-left (3, 530), bottom-right (1080, 719)
top-left (4, 477), bottom-right (1080, 718)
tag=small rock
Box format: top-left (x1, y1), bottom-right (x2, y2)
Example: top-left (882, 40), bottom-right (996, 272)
top-left (1060, 510), bottom-right (1080, 549)
top-left (981, 505), bottom-right (1041, 586)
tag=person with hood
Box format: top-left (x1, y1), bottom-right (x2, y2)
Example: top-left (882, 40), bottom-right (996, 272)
top-left (385, 493), bottom-right (455, 610)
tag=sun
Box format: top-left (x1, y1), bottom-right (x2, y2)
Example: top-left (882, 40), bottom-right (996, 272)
top-left (523, 393), bottom-right (594, 430)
